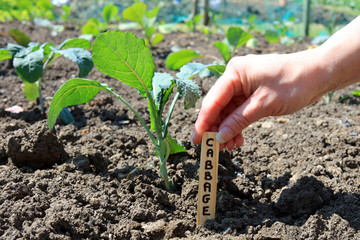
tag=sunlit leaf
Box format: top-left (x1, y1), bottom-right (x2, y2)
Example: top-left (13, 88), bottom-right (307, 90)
top-left (152, 33), bottom-right (164, 46)
top-left (8, 29), bottom-right (31, 47)
top-left (92, 31), bottom-right (155, 96)
top-left (123, 2), bottom-right (146, 26)
top-left (165, 49), bottom-right (202, 70)
top-left (23, 82), bottom-right (39, 101)
top-left (214, 41), bottom-right (231, 63)
top-left (48, 78), bottom-right (107, 129)
top-left (102, 4), bottom-right (118, 23)
top-left (166, 134), bottom-right (186, 154)
top-left (58, 38), bottom-right (91, 50)
top-left (0, 49), bottom-right (11, 61)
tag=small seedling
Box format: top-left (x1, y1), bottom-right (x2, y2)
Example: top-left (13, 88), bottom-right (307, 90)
top-left (82, 4), bottom-right (119, 37)
top-left (213, 26), bottom-right (253, 64)
top-left (122, 2), bottom-right (164, 47)
top-left (186, 14), bottom-right (203, 32)
top-left (265, 17), bottom-right (295, 46)
top-left (0, 35), bottom-right (94, 118)
top-left (47, 30), bottom-right (224, 189)
top-left (60, 5), bottom-right (72, 23)
top-left (352, 90), bottom-right (360, 97)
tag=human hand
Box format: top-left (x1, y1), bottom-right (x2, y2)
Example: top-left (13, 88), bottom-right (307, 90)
top-left (192, 49), bottom-right (333, 150)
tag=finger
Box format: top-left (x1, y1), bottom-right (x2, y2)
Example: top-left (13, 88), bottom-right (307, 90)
top-left (216, 88), bottom-right (271, 144)
top-left (192, 67), bottom-right (240, 145)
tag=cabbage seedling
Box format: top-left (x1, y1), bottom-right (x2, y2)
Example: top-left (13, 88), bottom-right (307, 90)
top-left (82, 4), bottom-right (119, 37)
top-left (214, 26), bottom-right (253, 64)
top-left (47, 30), bottom-right (224, 189)
top-left (122, 2), bottom-right (164, 47)
top-left (0, 37), bottom-right (93, 118)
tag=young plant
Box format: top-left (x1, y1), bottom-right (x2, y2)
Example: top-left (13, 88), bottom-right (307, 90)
top-left (82, 4), bottom-right (119, 37)
top-left (122, 2), bottom-right (164, 47)
top-left (47, 30), bottom-right (224, 190)
top-left (186, 14), bottom-right (203, 32)
top-left (60, 5), bottom-right (72, 23)
top-left (0, 0), bottom-right (55, 22)
top-left (0, 37), bottom-right (94, 117)
top-left (214, 26), bottom-right (253, 64)
top-left (265, 17), bottom-right (296, 46)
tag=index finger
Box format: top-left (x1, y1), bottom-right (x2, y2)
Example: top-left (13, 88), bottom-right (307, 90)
top-left (192, 67), bottom-right (239, 145)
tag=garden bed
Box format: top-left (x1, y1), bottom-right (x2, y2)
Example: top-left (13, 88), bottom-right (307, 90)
top-left (0, 21), bottom-right (359, 239)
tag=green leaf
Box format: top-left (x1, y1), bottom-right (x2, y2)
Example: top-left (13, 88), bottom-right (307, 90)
top-left (146, 5), bottom-right (160, 19)
top-left (265, 30), bottom-right (280, 43)
top-left (149, 72), bottom-right (175, 131)
top-left (248, 14), bottom-right (256, 23)
top-left (152, 72), bottom-right (175, 113)
top-left (175, 78), bottom-right (201, 110)
top-left (165, 49), bottom-right (203, 70)
top-left (81, 19), bottom-right (101, 36)
top-left (214, 41), bottom-right (231, 63)
top-left (145, 26), bottom-right (155, 39)
top-left (48, 78), bottom-right (106, 129)
top-left (57, 48), bottom-right (94, 77)
top-left (176, 63), bottom-right (225, 79)
top-left (23, 82), bottom-right (39, 101)
top-left (14, 49), bottom-right (44, 83)
top-left (58, 38), bottom-right (91, 50)
top-left (206, 64), bottom-right (226, 78)
top-left (8, 29), bottom-right (31, 47)
top-left (41, 42), bottom-right (55, 58)
top-left (123, 2), bottom-right (146, 26)
top-left (152, 33), bottom-right (164, 46)
top-left (92, 31), bottom-right (155, 96)
top-left (0, 49), bottom-right (11, 61)
top-left (176, 62), bottom-right (208, 79)
top-left (166, 134), bottom-right (186, 154)
top-left (352, 90), bottom-right (360, 97)
top-left (102, 4), bottom-right (118, 23)
top-left (226, 26), bottom-right (253, 49)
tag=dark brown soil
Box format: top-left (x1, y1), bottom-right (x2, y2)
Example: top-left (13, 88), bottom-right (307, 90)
top-left (1, 21), bottom-right (360, 240)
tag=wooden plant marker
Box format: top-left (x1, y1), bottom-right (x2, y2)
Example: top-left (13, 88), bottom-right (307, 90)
top-left (197, 132), bottom-right (220, 226)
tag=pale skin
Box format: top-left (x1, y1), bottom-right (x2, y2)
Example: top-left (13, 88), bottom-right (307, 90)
top-left (192, 16), bottom-right (360, 150)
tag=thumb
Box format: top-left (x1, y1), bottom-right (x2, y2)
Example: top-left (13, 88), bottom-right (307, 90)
top-left (216, 89), bottom-right (271, 144)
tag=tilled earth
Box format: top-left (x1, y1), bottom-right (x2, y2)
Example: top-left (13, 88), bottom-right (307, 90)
top-left (0, 21), bottom-right (359, 240)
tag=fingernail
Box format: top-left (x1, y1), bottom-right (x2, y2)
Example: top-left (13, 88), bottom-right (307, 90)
top-left (191, 131), bottom-right (195, 146)
top-left (216, 126), bottom-right (233, 144)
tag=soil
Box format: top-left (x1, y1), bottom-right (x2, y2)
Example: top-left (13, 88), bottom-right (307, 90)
top-left (1, 21), bottom-right (360, 240)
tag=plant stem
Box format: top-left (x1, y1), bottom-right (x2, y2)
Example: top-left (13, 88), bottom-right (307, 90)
top-left (38, 54), bottom-right (53, 113)
top-left (105, 88), bottom-right (157, 147)
top-left (38, 79), bottom-right (44, 113)
top-left (163, 92), bottom-right (180, 137)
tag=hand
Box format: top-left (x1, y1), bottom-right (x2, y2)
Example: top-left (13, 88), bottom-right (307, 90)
top-left (192, 49), bottom-right (332, 150)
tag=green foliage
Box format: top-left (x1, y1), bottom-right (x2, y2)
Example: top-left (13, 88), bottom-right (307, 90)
top-left (82, 4), bottom-right (119, 37)
top-left (102, 4), bottom-right (118, 24)
top-left (60, 5), bottom-right (71, 23)
top-left (122, 2), bottom-right (164, 47)
top-left (352, 90), bottom-right (360, 97)
top-left (214, 26), bottom-right (253, 63)
top-left (186, 14), bottom-right (203, 32)
top-left (0, 37), bottom-right (93, 113)
top-left (265, 18), bottom-right (296, 46)
top-left (8, 29), bottom-right (31, 47)
top-left (165, 49), bottom-right (203, 70)
top-left (48, 30), bottom-right (224, 189)
top-left (0, 0), bottom-right (55, 22)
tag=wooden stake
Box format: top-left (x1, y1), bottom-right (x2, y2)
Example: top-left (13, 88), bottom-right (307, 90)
top-left (197, 132), bottom-right (220, 226)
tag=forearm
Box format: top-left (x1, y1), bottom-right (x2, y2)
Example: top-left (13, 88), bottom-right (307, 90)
top-left (318, 16), bottom-right (360, 91)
